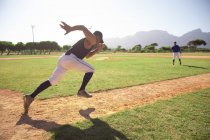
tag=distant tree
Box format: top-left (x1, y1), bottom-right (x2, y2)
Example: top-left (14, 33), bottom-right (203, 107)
top-left (0, 41), bottom-right (11, 55)
top-left (49, 41), bottom-right (61, 54)
top-left (115, 45), bottom-right (122, 51)
top-left (151, 43), bottom-right (158, 47)
top-left (25, 42), bottom-right (35, 54)
top-left (15, 42), bottom-right (25, 55)
top-left (38, 41), bottom-right (60, 54)
top-left (4, 41), bottom-right (14, 55)
top-left (158, 46), bottom-right (171, 52)
top-left (180, 45), bottom-right (188, 52)
top-left (187, 39), bottom-right (206, 52)
top-left (38, 41), bottom-right (49, 54)
top-left (130, 44), bottom-right (142, 53)
top-left (63, 45), bottom-right (72, 51)
top-left (36, 42), bottom-right (43, 54)
top-left (144, 45), bottom-right (155, 52)
top-left (120, 48), bottom-right (128, 52)
top-left (102, 44), bottom-right (110, 51)
top-left (114, 45), bottom-right (127, 52)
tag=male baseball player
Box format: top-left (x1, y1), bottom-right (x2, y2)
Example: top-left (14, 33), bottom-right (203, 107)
top-left (23, 21), bottom-right (104, 114)
top-left (172, 42), bottom-right (182, 65)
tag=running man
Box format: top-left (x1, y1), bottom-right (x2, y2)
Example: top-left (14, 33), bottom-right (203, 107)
top-left (23, 21), bottom-right (104, 114)
top-left (172, 41), bottom-right (182, 65)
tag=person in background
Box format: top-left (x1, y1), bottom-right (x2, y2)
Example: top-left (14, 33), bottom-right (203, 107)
top-left (172, 41), bottom-right (182, 65)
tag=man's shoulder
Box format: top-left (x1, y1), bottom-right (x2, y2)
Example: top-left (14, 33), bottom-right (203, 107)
top-left (74, 38), bottom-right (85, 44)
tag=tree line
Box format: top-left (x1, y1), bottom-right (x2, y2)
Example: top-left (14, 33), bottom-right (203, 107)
top-left (0, 41), bottom-right (62, 55)
top-left (0, 38), bottom-right (209, 55)
top-left (113, 39), bottom-right (209, 53)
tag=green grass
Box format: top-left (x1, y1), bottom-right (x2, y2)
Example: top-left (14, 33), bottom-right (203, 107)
top-left (0, 54), bottom-right (61, 58)
top-left (0, 53), bottom-right (210, 99)
top-left (48, 87), bottom-right (210, 140)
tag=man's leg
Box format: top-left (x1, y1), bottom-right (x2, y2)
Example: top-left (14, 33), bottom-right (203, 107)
top-left (30, 80), bottom-right (51, 98)
top-left (79, 72), bottom-right (93, 91)
top-left (179, 59), bottom-right (182, 65)
top-left (77, 72), bottom-right (94, 98)
top-left (70, 57), bottom-right (95, 97)
top-left (23, 80), bottom-right (51, 114)
top-left (23, 61), bottom-right (67, 114)
top-left (177, 52), bottom-right (181, 65)
top-left (172, 52), bottom-right (175, 65)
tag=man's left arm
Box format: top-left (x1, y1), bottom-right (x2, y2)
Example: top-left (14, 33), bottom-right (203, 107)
top-left (86, 43), bottom-right (104, 59)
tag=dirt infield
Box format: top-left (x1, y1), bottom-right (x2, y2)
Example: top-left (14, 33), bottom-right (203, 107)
top-left (0, 73), bottom-right (210, 140)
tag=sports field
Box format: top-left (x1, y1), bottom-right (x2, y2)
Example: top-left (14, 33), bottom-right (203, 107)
top-left (0, 53), bottom-right (210, 140)
top-left (0, 53), bottom-right (210, 99)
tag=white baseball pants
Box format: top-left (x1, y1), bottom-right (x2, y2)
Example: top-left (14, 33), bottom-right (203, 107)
top-left (49, 54), bottom-right (94, 85)
top-left (173, 52), bottom-right (181, 59)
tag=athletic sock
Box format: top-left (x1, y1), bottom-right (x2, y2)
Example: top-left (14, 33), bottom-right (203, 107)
top-left (179, 59), bottom-right (182, 65)
top-left (173, 59), bottom-right (175, 65)
top-left (30, 80), bottom-right (51, 98)
top-left (79, 72), bottom-right (93, 91)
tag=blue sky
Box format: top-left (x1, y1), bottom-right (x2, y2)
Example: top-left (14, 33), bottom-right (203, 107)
top-left (0, 0), bottom-right (210, 46)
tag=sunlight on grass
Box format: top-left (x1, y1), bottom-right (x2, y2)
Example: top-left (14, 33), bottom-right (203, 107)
top-left (49, 88), bottom-right (210, 140)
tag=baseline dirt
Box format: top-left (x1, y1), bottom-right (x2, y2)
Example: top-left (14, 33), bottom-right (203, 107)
top-left (0, 73), bottom-right (210, 140)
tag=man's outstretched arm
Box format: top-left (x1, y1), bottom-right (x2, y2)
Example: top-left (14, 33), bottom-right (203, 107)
top-left (60, 21), bottom-right (96, 45)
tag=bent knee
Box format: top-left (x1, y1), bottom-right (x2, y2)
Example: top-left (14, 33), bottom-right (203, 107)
top-left (86, 67), bottom-right (95, 73)
top-left (48, 78), bottom-right (59, 86)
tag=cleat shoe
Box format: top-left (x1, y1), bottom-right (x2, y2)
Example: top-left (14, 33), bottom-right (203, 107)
top-left (77, 90), bottom-right (92, 98)
top-left (23, 95), bottom-right (34, 114)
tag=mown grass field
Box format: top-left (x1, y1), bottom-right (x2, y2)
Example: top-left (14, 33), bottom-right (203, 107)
top-left (0, 53), bottom-right (210, 99)
top-left (48, 87), bottom-right (210, 140)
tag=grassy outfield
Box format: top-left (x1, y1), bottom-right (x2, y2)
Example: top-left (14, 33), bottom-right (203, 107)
top-left (48, 87), bottom-right (210, 140)
top-left (0, 53), bottom-right (210, 99)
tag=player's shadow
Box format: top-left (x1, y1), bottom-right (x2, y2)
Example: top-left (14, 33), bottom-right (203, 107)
top-left (16, 114), bottom-right (61, 131)
top-left (50, 108), bottom-right (129, 140)
top-left (16, 108), bottom-right (128, 140)
top-left (182, 64), bottom-right (208, 69)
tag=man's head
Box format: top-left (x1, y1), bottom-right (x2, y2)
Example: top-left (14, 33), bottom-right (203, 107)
top-left (93, 31), bottom-right (104, 44)
top-left (174, 41), bottom-right (177, 45)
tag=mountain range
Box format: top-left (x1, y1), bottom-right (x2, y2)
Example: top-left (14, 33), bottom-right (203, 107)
top-left (104, 29), bottom-right (210, 49)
